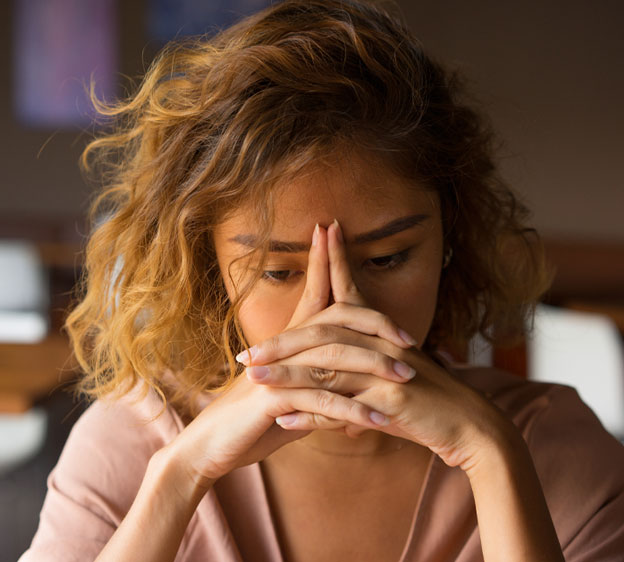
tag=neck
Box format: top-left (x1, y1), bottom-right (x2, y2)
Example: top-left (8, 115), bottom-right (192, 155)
top-left (294, 428), bottom-right (415, 458)
top-left (265, 428), bottom-right (432, 482)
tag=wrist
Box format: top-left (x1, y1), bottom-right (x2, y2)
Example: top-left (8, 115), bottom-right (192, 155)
top-left (148, 444), bottom-right (215, 508)
top-left (457, 396), bottom-right (526, 478)
top-left (459, 410), bottom-right (564, 561)
top-left (462, 410), bottom-right (528, 483)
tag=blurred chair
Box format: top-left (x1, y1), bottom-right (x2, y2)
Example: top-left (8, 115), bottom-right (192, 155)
top-left (0, 408), bottom-right (47, 476)
top-left (527, 304), bottom-right (624, 440)
top-left (0, 241), bottom-right (49, 474)
top-left (467, 303), bottom-right (624, 441)
top-left (0, 241), bottom-right (48, 343)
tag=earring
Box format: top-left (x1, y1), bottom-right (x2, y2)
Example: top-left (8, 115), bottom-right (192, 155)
top-left (443, 247), bottom-right (453, 268)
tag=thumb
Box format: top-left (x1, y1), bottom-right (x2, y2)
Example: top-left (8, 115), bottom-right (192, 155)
top-left (285, 224), bottom-right (330, 329)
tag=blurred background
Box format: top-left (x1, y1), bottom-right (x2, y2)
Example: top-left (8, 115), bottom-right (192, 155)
top-left (0, 0), bottom-right (622, 559)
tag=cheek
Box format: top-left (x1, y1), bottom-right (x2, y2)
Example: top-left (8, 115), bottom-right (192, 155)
top-left (217, 254), bottom-right (302, 346)
top-left (237, 289), bottom-right (300, 346)
top-left (357, 246), bottom-right (442, 346)
top-left (402, 273), bottom-right (440, 341)
top-left (364, 275), bottom-right (440, 346)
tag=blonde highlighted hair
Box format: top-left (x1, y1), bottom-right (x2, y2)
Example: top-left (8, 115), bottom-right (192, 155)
top-left (66, 0), bottom-right (552, 417)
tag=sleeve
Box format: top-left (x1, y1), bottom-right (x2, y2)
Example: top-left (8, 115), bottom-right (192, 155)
top-left (18, 392), bottom-right (177, 562)
top-left (526, 384), bottom-right (624, 561)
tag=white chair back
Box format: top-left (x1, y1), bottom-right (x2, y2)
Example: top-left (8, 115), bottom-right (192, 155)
top-left (0, 241), bottom-right (48, 343)
top-left (528, 304), bottom-right (624, 440)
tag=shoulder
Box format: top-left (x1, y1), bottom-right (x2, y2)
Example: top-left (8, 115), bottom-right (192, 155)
top-left (20, 382), bottom-right (188, 562)
top-left (55, 382), bottom-right (186, 521)
top-left (450, 363), bottom-right (624, 471)
top-left (453, 363), bottom-right (624, 557)
top-left (67, 382), bottom-right (185, 456)
top-left (451, 363), bottom-right (623, 452)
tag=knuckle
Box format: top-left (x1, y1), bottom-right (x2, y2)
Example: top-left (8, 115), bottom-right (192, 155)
top-left (371, 349), bottom-right (390, 375)
top-left (257, 383), bottom-right (274, 398)
top-left (254, 383), bottom-right (275, 404)
top-left (323, 343), bottom-right (343, 362)
top-left (265, 334), bottom-right (281, 355)
top-left (315, 390), bottom-right (335, 412)
top-left (272, 364), bottom-right (289, 381)
top-left (383, 384), bottom-right (407, 409)
top-left (311, 323), bottom-right (334, 342)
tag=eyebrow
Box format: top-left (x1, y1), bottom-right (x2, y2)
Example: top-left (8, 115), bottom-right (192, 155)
top-left (228, 213), bottom-right (431, 253)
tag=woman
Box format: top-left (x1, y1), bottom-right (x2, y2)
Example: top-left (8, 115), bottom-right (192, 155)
top-left (21, 1), bottom-right (624, 560)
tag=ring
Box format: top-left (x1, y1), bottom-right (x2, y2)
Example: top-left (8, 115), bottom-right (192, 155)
top-left (309, 367), bottom-right (337, 384)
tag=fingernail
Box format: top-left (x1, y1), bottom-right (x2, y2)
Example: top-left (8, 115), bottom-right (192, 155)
top-left (398, 328), bottom-right (418, 347)
top-left (312, 223), bottom-right (319, 247)
top-left (369, 411), bottom-right (389, 426)
top-left (276, 413), bottom-right (298, 426)
top-left (246, 366), bottom-right (270, 380)
top-left (332, 218), bottom-right (343, 243)
top-left (393, 360), bottom-right (416, 380)
top-left (235, 345), bottom-right (258, 365)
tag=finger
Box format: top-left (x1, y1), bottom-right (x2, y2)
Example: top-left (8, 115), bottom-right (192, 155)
top-left (250, 342), bottom-right (416, 382)
top-left (297, 302), bottom-right (418, 349)
top-left (235, 322), bottom-right (413, 368)
top-left (246, 363), bottom-right (383, 392)
top-left (289, 343), bottom-right (416, 381)
top-left (275, 411), bottom-right (347, 431)
top-left (262, 420), bottom-right (312, 446)
top-left (269, 387), bottom-right (389, 428)
top-left (286, 223), bottom-right (330, 329)
top-left (344, 424), bottom-right (369, 439)
top-left (328, 219), bottom-right (366, 306)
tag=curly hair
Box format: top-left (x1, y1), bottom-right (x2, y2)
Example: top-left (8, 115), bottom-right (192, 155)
top-left (65, 0), bottom-right (552, 418)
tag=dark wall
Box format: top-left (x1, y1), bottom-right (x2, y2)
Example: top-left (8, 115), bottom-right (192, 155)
top-left (0, 0), bottom-right (149, 221)
top-left (2, 0), bottom-right (623, 241)
top-left (396, 0), bottom-right (624, 241)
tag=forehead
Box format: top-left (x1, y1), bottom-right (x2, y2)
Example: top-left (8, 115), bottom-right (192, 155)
top-left (217, 154), bottom-right (440, 240)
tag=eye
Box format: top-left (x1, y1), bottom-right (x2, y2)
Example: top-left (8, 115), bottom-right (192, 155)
top-left (261, 269), bottom-right (302, 284)
top-left (260, 248), bottom-right (412, 285)
top-left (365, 248), bottom-right (411, 271)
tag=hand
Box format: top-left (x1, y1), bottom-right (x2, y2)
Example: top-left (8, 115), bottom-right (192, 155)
top-left (162, 223), bottom-right (401, 489)
top-left (243, 220), bottom-right (512, 470)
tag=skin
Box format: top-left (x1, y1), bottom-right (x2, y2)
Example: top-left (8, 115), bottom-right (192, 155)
top-left (95, 155), bottom-right (564, 562)
top-left (214, 157), bottom-right (445, 455)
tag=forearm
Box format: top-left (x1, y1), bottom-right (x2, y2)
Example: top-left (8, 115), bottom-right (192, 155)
top-left (466, 425), bottom-right (564, 562)
top-left (95, 446), bottom-right (213, 562)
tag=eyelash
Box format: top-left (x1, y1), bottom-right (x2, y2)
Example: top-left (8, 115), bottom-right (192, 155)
top-left (260, 248), bottom-right (412, 285)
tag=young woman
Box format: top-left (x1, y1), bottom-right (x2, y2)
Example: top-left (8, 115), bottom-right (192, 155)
top-left (21, 1), bottom-right (624, 560)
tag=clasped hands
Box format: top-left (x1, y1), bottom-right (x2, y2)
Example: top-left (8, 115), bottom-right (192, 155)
top-left (237, 220), bottom-right (499, 469)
